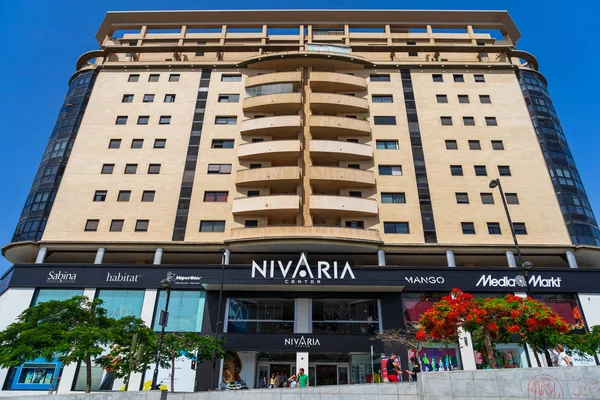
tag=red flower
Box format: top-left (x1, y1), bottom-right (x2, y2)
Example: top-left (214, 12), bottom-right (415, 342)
top-left (510, 310), bottom-right (522, 318)
top-left (508, 325), bottom-right (520, 333)
top-left (416, 330), bottom-right (427, 341)
top-left (488, 323), bottom-right (499, 331)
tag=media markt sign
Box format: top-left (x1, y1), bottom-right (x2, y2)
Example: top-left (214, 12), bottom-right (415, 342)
top-left (476, 274), bottom-right (562, 288)
top-left (251, 253), bottom-right (355, 284)
top-left (284, 335), bottom-right (321, 348)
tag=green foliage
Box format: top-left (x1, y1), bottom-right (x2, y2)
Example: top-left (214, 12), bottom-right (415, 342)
top-left (562, 325), bottom-right (600, 357)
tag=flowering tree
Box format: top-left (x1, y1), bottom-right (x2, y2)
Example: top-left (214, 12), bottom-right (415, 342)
top-left (374, 324), bottom-right (436, 360)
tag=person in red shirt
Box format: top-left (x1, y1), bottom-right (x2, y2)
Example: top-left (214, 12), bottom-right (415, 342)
top-left (386, 353), bottom-right (400, 383)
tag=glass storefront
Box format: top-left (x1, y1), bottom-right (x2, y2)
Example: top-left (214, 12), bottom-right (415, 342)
top-left (227, 298), bottom-right (294, 333)
top-left (312, 299), bottom-right (379, 335)
top-left (534, 293), bottom-right (585, 333)
top-left (474, 344), bottom-right (528, 369)
top-left (96, 289), bottom-right (145, 319)
top-left (33, 289), bottom-right (84, 305)
top-left (152, 290), bottom-right (205, 332)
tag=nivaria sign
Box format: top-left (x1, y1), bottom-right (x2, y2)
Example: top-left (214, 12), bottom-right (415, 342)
top-left (251, 253), bottom-right (355, 284)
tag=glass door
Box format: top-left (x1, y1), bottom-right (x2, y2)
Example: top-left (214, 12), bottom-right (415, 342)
top-left (338, 365), bottom-right (349, 385)
top-left (308, 366), bottom-right (316, 387)
top-left (257, 365), bottom-right (269, 388)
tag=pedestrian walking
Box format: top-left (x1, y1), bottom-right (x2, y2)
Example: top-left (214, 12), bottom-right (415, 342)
top-left (386, 353), bottom-right (400, 383)
top-left (555, 345), bottom-right (571, 367)
top-left (269, 373), bottom-right (277, 388)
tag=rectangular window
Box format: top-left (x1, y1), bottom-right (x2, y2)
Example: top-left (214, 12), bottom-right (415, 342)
top-left (481, 193), bottom-right (494, 204)
top-left (251, 138), bottom-right (264, 143)
top-left (169, 74), bottom-right (180, 82)
top-left (228, 298), bottom-right (294, 334)
top-left (378, 165), bottom-right (402, 176)
top-left (474, 165), bottom-right (487, 176)
top-left (458, 94), bottom-right (470, 104)
top-left (200, 220), bottom-right (225, 232)
top-left (376, 140), bottom-right (399, 149)
top-left (212, 139), bottom-right (235, 149)
top-left (218, 94), bottom-right (240, 103)
top-left (347, 164), bottom-right (360, 169)
top-left (85, 219), bottom-right (99, 232)
top-left (101, 164), bottom-right (114, 174)
top-left (135, 220), bottom-right (149, 232)
top-left (370, 74), bottom-right (390, 82)
top-left (468, 140), bottom-right (481, 150)
top-left (164, 94), bottom-right (176, 103)
top-left (453, 74), bottom-right (465, 82)
top-left (455, 193), bottom-right (469, 204)
top-left (381, 193), bottom-right (406, 204)
top-left (128, 74), bottom-right (139, 82)
top-left (122, 94), bottom-right (134, 103)
top-left (221, 74), bottom-right (242, 82)
top-left (498, 165), bottom-right (511, 176)
top-left (115, 116), bottom-right (128, 125)
top-left (148, 74), bottom-right (159, 82)
top-left (143, 94), bottom-right (155, 103)
top-left (349, 191), bottom-right (362, 198)
top-left (215, 116), bottom-right (237, 125)
top-left (207, 164), bottom-right (232, 174)
top-left (441, 116), bottom-right (453, 126)
top-left (249, 163), bottom-right (262, 169)
top-left (345, 221), bottom-right (365, 229)
top-left (491, 140), bottom-right (504, 150)
top-left (436, 94), bottom-right (448, 103)
top-left (204, 191), bottom-right (228, 202)
top-left (108, 139), bottom-right (121, 149)
top-left (506, 193), bottom-right (519, 204)
top-left (154, 139), bottom-right (166, 149)
top-left (141, 191), bottom-right (155, 202)
top-left (93, 190), bottom-right (107, 202)
top-left (488, 222), bottom-right (502, 235)
top-left (372, 95), bottom-right (393, 103)
top-left (110, 219), bottom-right (124, 232)
top-left (195, 41), bottom-right (206, 56)
top-left (247, 190), bottom-right (260, 197)
top-left (137, 116), bottom-right (149, 125)
top-left (124, 164), bottom-right (137, 174)
top-left (159, 116), bottom-right (171, 125)
top-left (97, 289), bottom-right (145, 319)
top-left (153, 290), bottom-right (206, 332)
top-left (131, 139), bottom-right (143, 149)
top-left (480, 95), bottom-right (491, 104)
top-left (244, 220), bottom-right (258, 228)
top-left (485, 117), bottom-right (498, 126)
top-left (463, 116), bottom-right (475, 126)
top-left (117, 190), bottom-right (131, 202)
top-left (474, 74), bottom-right (485, 83)
top-left (373, 116), bottom-right (396, 125)
top-left (384, 222), bottom-right (409, 234)
top-left (513, 223), bottom-right (527, 235)
top-left (445, 140), bottom-right (458, 150)
top-left (462, 222), bottom-right (475, 234)
top-left (346, 138), bottom-right (359, 143)
top-left (148, 164), bottom-right (161, 174)
top-left (432, 74), bottom-right (443, 82)
top-left (312, 299), bottom-right (379, 335)
top-left (450, 165), bottom-right (463, 176)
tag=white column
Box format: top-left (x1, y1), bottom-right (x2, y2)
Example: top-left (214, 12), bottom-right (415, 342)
top-left (153, 248), bottom-right (163, 265)
top-left (295, 298), bottom-right (311, 333)
top-left (457, 329), bottom-right (476, 370)
top-left (128, 289), bottom-right (158, 391)
top-left (566, 251), bottom-right (578, 268)
top-left (296, 352), bottom-right (309, 377)
top-left (35, 247), bottom-right (48, 264)
top-left (446, 250), bottom-right (456, 267)
top-left (377, 250), bottom-right (386, 266)
top-left (506, 251), bottom-right (517, 267)
top-left (94, 248), bottom-right (105, 264)
top-left (222, 249), bottom-right (231, 265)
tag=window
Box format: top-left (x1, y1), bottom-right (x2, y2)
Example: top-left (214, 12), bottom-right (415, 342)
top-left (252, 138), bottom-right (264, 143)
top-left (212, 139), bottom-right (234, 149)
top-left (101, 164), bottom-right (114, 174)
top-left (218, 94), bottom-right (240, 103)
top-left (247, 190), bottom-right (260, 197)
top-left (488, 222), bottom-right (502, 235)
top-left (117, 190), bottom-right (131, 202)
top-left (498, 166), bottom-right (511, 176)
top-left (462, 222), bottom-right (475, 234)
top-left (115, 116), bottom-right (128, 125)
top-left (108, 139), bottom-right (121, 149)
top-left (376, 140), bottom-right (399, 149)
top-left (347, 164), bottom-right (360, 169)
top-left (468, 140), bottom-right (481, 150)
top-left (349, 191), bottom-right (362, 198)
top-left (93, 190), bottom-right (107, 202)
top-left (441, 116), bottom-right (453, 126)
top-left (195, 41), bottom-right (206, 56)
top-left (481, 193), bottom-right (494, 204)
top-left (474, 74), bottom-right (485, 83)
top-left (313, 299), bottom-right (379, 335)
top-left (128, 74), bottom-right (139, 82)
top-left (154, 139), bottom-right (166, 148)
top-left (215, 116), bottom-right (237, 125)
top-left (370, 74), bottom-right (390, 82)
top-left (159, 116), bottom-right (171, 125)
top-left (458, 95), bottom-right (470, 104)
top-left (124, 164), bottom-right (137, 174)
top-left (110, 220), bottom-right (124, 232)
top-left (221, 74), bottom-right (242, 82)
top-left (372, 95), bottom-right (393, 103)
top-left (455, 193), bottom-right (469, 204)
top-left (445, 140), bottom-right (458, 150)
top-left (228, 298), bottom-right (294, 334)
top-left (491, 140), bottom-right (504, 150)
top-left (506, 193), bottom-right (519, 204)
top-left (141, 191), bottom-right (155, 202)
top-left (480, 95), bottom-right (491, 104)
top-left (346, 138), bottom-right (359, 143)
top-left (137, 116), bottom-right (149, 125)
top-left (204, 191), bottom-right (228, 202)
top-left (207, 164), bottom-right (232, 174)
top-left (148, 164), bottom-right (161, 174)
top-left (164, 94), bottom-right (176, 103)
top-left (463, 117), bottom-right (475, 126)
top-left (432, 74), bottom-right (443, 82)
top-left (436, 94), bottom-right (448, 103)
top-left (97, 289), bottom-right (145, 319)
top-left (249, 163), bottom-right (261, 169)
top-left (373, 116), bottom-right (396, 125)
top-left (474, 165), bottom-right (487, 176)
top-left (169, 74), bottom-right (180, 82)
top-left (200, 220), bottom-right (225, 232)
top-left (345, 221), bottom-right (365, 229)
top-left (244, 220), bottom-right (258, 228)
top-left (143, 94), bottom-right (155, 103)
top-left (453, 74), bottom-right (465, 82)
top-left (154, 290), bottom-right (206, 332)
top-left (513, 223), bottom-right (527, 235)
top-left (122, 94), bottom-right (134, 103)
top-left (84, 219), bottom-right (99, 232)
top-left (450, 165), bottom-right (463, 176)
top-left (148, 74), bottom-right (159, 82)
top-left (379, 165), bottom-right (402, 176)
top-left (384, 222), bottom-right (409, 234)
top-left (485, 117), bottom-right (498, 126)
top-left (135, 220), bottom-right (149, 232)
top-left (381, 193), bottom-right (406, 204)
top-left (131, 139), bottom-right (143, 149)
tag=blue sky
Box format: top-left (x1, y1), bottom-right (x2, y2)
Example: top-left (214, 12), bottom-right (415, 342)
top-left (0, 1), bottom-right (598, 274)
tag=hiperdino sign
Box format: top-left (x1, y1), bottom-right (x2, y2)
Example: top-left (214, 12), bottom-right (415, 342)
top-left (251, 253), bottom-right (355, 284)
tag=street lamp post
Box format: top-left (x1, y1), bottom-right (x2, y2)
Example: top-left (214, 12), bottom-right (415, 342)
top-left (211, 249), bottom-right (227, 389)
top-left (151, 278), bottom-right (172, 390)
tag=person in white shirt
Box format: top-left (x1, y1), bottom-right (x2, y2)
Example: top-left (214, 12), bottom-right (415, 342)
top-left (555, 344), bottom-right (571, 367)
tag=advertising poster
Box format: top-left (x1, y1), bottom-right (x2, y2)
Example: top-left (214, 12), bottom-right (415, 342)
top-left (408, 348), bottom-right (458, 372)
top-left (151, 356), bottom-right (197, 392)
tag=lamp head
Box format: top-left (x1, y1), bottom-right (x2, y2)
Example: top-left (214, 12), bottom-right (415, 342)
top-left (159, 278), bottom-right (172, 289)
top-left (489, 179), bottom-right (499, 189)
top-left (219, 248), bottom-right (226, 254)
top-left (522, 261), bottom-right (534, 271)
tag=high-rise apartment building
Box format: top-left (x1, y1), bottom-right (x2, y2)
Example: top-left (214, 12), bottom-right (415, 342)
top-left (1, 10), bottom-right (600, 394)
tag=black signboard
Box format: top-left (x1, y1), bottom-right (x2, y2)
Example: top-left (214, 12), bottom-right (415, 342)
top-left (223, 333), bottom-right (385, 353)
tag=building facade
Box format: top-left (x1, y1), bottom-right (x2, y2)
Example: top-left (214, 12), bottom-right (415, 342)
top-left (1, 9), bottom-right (600, 395)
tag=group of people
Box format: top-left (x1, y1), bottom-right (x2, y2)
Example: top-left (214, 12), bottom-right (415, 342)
top-left (386, 352), bottom-right (421, 382)
top-left (259, 368), bottom-right (309, 389)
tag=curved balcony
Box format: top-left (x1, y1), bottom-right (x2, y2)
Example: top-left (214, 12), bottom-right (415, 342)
top-left (227, 225), bottom-right (381, 243)
top-left (310, 115), bottom-right (371, 138)
top-left (310, 93), bottom-right (369, 113)
top-left (310, 195), bottom-right (378, 216)
top-left (245, 71), bottom-right (302, 88)
top-left (243, 92), bottom-right (302, 113)
top-left (232, 195), bottom-right (300, 217)
top-left (238, 140), bottom-right (300, 162)
top-left (310, 166), bottom-right (375, 190)
top-left (236, 166), bottom-right (301, 187)
top-left (240, 115), bottom-right (302, 137)
top-left (310, 72), bottom-right (367, 93)
top-left (310, 140), bottom-right (372, 162)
